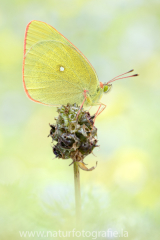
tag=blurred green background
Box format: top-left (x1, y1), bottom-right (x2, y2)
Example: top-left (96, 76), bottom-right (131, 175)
top-left (0, 0), bottom-right (160, 239)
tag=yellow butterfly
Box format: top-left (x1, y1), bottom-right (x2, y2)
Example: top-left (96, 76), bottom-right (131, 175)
top-left (23, 20), bottom-right (137, 115)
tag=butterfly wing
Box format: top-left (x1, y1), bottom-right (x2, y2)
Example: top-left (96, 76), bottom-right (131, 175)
top-left (24, 20), bottom-right (74, 55)
top-left (24, 20), bottom-right (97, 69)
top-left (23, 21), bottom-right (99, 106)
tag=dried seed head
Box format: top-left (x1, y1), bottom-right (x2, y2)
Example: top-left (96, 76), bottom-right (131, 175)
top-left (49, 103), bottom-right (98, 171)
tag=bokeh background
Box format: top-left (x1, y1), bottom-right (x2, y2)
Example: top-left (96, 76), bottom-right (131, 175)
top-left (0, 0), bottom-right (160, 239)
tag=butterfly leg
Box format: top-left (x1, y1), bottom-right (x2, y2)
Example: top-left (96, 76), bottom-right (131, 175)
top-left (88, 106), bottom-right (92, 111)
top-left (93, 102), bottom-right (106, 124)
top-left (76, 90), bottom-right (89, 120)
top-left (96, 103), bottom-right (106, 117)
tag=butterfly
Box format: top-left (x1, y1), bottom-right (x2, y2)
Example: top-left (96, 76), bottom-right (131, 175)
top-left (23, 20), bottom-right (138, 116)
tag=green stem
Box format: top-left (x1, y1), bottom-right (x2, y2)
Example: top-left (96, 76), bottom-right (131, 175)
top-left (73, 162), bottom-right (81, 227)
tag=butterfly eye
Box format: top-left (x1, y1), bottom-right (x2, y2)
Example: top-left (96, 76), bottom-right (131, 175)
top-left (103, 84), bottom-right (112, 93)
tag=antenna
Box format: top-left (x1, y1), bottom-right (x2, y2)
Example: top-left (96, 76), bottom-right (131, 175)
top-left (106, 69), bottom-right (139, 85)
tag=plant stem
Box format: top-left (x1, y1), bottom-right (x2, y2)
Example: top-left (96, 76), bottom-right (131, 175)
top-left (73, 161), bottom-right (81, 227)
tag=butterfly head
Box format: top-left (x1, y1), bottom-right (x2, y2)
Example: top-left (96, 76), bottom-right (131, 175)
top-left (99, 82), bottom-right (112, 94)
